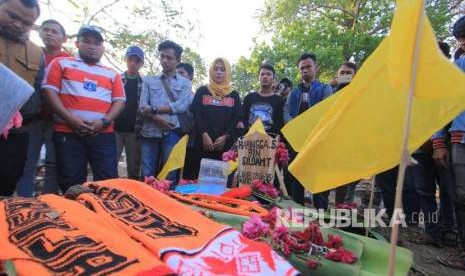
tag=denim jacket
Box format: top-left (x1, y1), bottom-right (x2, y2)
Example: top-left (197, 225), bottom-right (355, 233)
top-left (283, 80), bottom-right (333, 122)
top-left (139, 73), bottom-right (192, 138)
top-left (432, 56), bottom-right (465, 147)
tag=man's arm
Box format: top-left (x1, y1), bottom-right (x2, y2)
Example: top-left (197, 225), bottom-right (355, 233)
top-left (104, 101), bottom-right (125, 122)
top-left (432, 128), bottom-right (449, 167)
top-left (87, 73), bottom-right (127, 133)
top-left (283, 92), bottom-right (293, 123)
top-left (322, 84), bottom-right (333, 99)
top-left (157, 79), bottom-right (193, 114)
top-left (43, 89), bottom-right (92, 134)
top-left (87, 100), bottom-right (126, 133)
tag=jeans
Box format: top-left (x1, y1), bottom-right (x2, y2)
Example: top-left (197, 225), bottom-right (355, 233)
top-left (140, 131), bottom-right (180, 185)
top-left (334, 181), bottom-right (359, 204)
top-left (376, 166), bottom-right (419, 223)
top-left (451, 143), bottom-right (465, 245)
top-left (412, 152), bottom-right (455, 238)
top-left (116, 131), bottom-right (141, 180)
top-left (0, 133), bottom-right (28, 196)
top-left (16, 120), bottom-right (58, 197)
top-left (313, 191), bottom-right (330, 210)
top-left (53, 132), bottom-right (118, 192)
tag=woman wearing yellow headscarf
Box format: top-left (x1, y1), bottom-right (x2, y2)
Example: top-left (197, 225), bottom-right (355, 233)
top-left (190, 58), bottom-right (242, 179)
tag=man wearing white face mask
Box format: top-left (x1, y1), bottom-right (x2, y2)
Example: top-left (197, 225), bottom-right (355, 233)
top-left (332, 61), bottom-right (359, 205)
top-left (334, 61), bottom-right (357, 93)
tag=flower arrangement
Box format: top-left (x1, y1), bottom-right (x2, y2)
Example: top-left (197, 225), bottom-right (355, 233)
top-left (144, 176), bottom-right (172, 194)
top-left (251, 179), bottom-right (280, 199)
top-left (275, 142), bottom-right (289, 166)
top-left (241, 210), bottom-right (357, 270)
top-left (222, 149), bottom-right (238, 162)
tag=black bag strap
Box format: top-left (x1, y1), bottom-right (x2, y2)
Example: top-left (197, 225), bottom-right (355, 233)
top-left (160, 77), bottom-right (176, 103)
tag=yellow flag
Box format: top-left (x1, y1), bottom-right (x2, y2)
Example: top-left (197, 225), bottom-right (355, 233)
top-left (157, 135), bottom-right (189, 180)
top-left (228, 160), bottom-right (238, 175)
top-left (246, 119), bottom-right (267, 136)
top-left (227, 119), bottom-right (267, 174)
top-left (286, 0), bottom-right (465, 193)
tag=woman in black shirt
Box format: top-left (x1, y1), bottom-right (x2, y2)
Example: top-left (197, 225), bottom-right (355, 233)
top-left (191, 58), bottom-right (241, 178)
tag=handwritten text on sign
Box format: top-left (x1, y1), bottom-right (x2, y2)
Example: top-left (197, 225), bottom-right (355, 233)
top-left (237, 132), bottom-right (278, 184)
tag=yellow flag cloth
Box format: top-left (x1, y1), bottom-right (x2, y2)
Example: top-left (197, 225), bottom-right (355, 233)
top-left (246, 119), bottom-right (267, 137)
top-left (286, 0), bottom-right (465, 193)
top-left (157, 135), bottom-right (189, 180)
top-left (227, 119), bottom-right (266, 175)
top-left (228, 160), bottom-right (238, 175)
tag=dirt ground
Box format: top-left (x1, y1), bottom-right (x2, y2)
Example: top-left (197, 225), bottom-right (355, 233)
top-left (399, 229), bottom-right (463, 276)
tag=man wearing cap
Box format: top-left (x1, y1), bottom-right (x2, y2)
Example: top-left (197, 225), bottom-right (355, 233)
top-left (0, 0), bottom-right (42, 196)
top-left (114, 46), bottom-right (144, 180)
top-left (42, 25), bottom-right (126, 192)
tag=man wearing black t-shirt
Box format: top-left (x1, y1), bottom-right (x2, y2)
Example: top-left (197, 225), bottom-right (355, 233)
top-left (242, 64), bottom-right (284, 135)
top-left (114, 46), bottom-right (144, 180)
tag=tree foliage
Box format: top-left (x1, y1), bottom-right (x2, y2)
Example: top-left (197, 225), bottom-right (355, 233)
top-left (39, 0), bottom-right (207, 86)
top-left (233, 0), bottom-right (464, 94)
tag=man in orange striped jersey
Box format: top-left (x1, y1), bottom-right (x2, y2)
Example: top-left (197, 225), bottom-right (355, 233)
top-left (42, 25), bottom-right (126, 192)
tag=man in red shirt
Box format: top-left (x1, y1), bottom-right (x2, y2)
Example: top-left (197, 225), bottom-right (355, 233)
top-left (16, 19), bottom-right (70, 197)
top-left (42, 25), bottom-right (125, 192)
top-left (40, 19), bottom-right (70, 66)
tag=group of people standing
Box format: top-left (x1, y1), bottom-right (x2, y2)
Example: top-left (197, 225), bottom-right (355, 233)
top-left (2, 0), bottom-right (465, 270)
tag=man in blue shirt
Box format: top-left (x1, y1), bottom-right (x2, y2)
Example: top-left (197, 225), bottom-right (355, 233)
top-left (283, 53), bottom-right (333, 207)
top-left (139, 40), bottom-right (192, 185)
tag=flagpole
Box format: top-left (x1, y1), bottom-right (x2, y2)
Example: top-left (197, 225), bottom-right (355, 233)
top-left (387, 2), bottom-right (425, 275)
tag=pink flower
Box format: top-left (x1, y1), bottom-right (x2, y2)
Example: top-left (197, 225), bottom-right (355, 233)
top-left (325, 234), bottom-right (344, 249)
top-left (242, 215), bottom-right (270, 240)
top-left (271, 226), bottom-right (289, 243)
top-left (263, 207), bottom-right (279, 229)
top-left (304, 223), bottom-right (324, 245)
top-left (325, 248), bottom-right (357, 264)
top-left (251, 179), bottom-right (280, 199)
top-left (144, 177), bottom-right (172, 194)
top-left (275, 142), bottom-right (289, 166)
top-left (222, 150), bottom-right (238, 162)
top-left (335, 202), bottom-right (358, 210)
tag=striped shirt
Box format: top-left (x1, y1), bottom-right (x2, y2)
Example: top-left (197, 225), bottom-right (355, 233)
top-left (42, 55), bottom-right (125, 133)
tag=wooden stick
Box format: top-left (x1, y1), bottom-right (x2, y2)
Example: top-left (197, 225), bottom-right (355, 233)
top-left (387, 2), bottom-right (425, 275)
top-left (275, 165), bottom-right (289, 197)
top-left (365, 177), bottom-right (376, 237)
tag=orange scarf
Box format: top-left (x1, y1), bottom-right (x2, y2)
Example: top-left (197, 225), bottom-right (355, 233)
top-left (0, 195), bottom-right (173, 276)
top-left (207, 57), bottom-right (233, 98)
top-left (79, 179), bottom-right (298, 276)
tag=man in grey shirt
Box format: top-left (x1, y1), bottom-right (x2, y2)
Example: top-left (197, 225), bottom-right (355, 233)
top-left (139, 40), bottom-right (192, 185)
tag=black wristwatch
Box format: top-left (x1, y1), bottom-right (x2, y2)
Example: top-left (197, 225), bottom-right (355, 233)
top-left (101, 117), bottom-right (111, 128)
top-left (151, 107), bottom-right (158, 114)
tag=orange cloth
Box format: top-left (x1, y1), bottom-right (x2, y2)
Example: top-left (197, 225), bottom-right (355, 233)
top-left (80, 179), bottom-right (298, 276)
top-left (170, 191), bottom-right (268, 217)
top-left (0, 195), bottom-right (173, 276)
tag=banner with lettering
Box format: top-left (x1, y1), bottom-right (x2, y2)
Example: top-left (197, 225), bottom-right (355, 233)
top-left (237, 132), bottom-right (279, 184)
